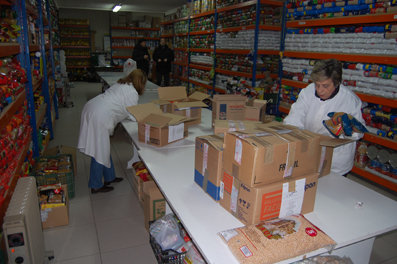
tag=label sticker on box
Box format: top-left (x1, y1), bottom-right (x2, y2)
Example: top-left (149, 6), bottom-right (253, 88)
top-left (239, 122), bottom-right (246, 130)
top-left (168, 123), bottom-right (185, 143)
top-left (228, 120), bottom-right (236, 131)
top-left (203, 143), bottom-right (208, 173)
top-left (145, 124), bottom-right (150, 143)
top-left (279, 178), bottom-right (306, 218)
top-left (220, 181), bottom-right (224, 199)
top-left (231, 184), bottom-right (238, 213)
top-left (283, 143), bottom-right (293, 178)
top-left (234, 138), bottom-right (242, 165)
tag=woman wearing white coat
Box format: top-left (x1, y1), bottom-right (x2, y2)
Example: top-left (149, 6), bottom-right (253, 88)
top-left (284, 59), bottom-right (365, 176)
top-left (78, 69), bottom-right (147, 193)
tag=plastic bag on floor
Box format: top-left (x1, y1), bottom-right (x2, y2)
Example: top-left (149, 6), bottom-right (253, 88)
top-left (150, 214), bottom-right (184, 251)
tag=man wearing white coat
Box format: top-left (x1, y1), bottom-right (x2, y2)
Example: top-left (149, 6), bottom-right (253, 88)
top-left (78, 67), bottom-right (147, 193)
top-left (284, 59), bottom-right (365, 176)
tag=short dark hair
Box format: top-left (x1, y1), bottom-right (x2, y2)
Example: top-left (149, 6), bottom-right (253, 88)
top-left (311, 59), bottom-right (342, 87)
top-left (117, 69), bottom-right (147, 95)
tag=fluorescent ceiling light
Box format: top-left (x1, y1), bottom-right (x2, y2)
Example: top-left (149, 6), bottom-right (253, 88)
top-left (112, 4), bottom-right (122, 12)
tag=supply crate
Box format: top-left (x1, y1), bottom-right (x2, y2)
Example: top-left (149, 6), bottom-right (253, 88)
top-left (34, 154), bottom-right (75, 198)
top-left (149, 235), bottom-right (186, 264)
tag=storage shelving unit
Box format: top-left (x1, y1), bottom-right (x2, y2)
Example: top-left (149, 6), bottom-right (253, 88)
top-left (279, 3), bottom-right (397, 192)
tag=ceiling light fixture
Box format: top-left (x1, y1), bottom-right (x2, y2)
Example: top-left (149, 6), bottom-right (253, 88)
top-left (112, 4), bottom-right (122, 12)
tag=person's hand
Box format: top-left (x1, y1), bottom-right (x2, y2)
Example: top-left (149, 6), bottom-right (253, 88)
top-left (144, 55), bottom-right (149, 59)
top-left (164, 58), bottom-right (167, 62)
top-left (158, 59), bottom-right (162, 62)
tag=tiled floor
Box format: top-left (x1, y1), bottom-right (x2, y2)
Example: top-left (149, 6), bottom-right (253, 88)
top-left (44, 81), bottom-right (397, 264)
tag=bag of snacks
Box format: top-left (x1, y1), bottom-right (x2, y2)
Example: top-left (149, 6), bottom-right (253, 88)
top-left (219, 215), bottom-right (336, 264)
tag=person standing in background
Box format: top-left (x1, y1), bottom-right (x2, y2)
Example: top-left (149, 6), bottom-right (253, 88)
top-left (153, 38), bottom-right (174, 86)
top-left (132, 39), bottom-right (150, 76)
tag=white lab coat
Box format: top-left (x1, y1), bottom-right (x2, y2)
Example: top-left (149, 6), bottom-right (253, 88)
top-left (284, 83), bottom-right (364, 175)
top-left (78, 83), bottom-right (138, 168)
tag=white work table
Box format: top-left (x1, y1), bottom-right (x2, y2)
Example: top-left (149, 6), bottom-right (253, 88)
top-left (97, 71), bottom-right (397, 264)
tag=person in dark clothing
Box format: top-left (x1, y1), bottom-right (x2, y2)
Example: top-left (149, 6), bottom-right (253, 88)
top-left (132, 39), bottom-right (150, 76)
top-left (153, 38), bottom-right (174, 86)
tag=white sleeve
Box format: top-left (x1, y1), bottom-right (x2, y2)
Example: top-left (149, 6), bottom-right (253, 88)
top-left (283, 87), bottom-right (310, 129)
top-left (123, 85), bottom-right (139, 121)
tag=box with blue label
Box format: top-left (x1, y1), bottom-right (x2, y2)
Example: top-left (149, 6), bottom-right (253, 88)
top-left (194, 135), bottom-right (224, 201)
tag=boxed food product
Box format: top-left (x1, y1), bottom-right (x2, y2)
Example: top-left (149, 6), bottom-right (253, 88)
top-left (212, 94), bottom-right (247, 126)
top-left (39, 184), bottom-right (69, 229)
top-left (220, 172), bottom-right (318, 225)
top-left (154, 86), bottom-right (209, 126)
top-left (223, 128), bottom-right (321, 187)
top-left (218, 215), bottom-right (336, 264)
top-left (44, 145), bottom-right (77, 177)
top-left (194, 135), bottom-right (224, 201)
top-left (213, 120), bottom-right (262, 135)
top-left (127, 103), bottom-right (189, 147)
top-left (143, 181), bottom-right (166, 230)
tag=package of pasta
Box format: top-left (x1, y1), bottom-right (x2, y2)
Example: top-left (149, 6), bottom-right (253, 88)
top-left (218, 215), bottom-right (336, 264)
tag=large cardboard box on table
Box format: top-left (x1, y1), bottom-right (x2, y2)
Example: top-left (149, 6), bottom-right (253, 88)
top-left (154, 86), bottom-right (210, 126)
top-left (213, 120), bottom-right (262, 135)
top-left (244, 99), bottom-right (267, 122)
top-left (127, 103), bottom-right (189, 147)
top-left (220, 172), bottom-right (318, 225)
top-left (194, 135), bottom-right (224, 201)
top-left (143, 181), bottom-right (166, 230)
top-left (40, 184), bottom-right (69, 229)
top-left (256, 122), bottom-right (353, 177)
top-left (223, 128), bottom-right (321, 187)
top-left (212, 94), bottom-right (247, 126)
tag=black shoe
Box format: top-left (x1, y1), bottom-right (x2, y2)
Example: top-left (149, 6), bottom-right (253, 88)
top-left (91, 186), bottom-right (114, 194)
top-left (104, 177), bottom-right (124, 185)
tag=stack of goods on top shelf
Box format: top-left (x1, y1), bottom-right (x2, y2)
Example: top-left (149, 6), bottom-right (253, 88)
top-left (355, 141), bottom-right (397, 181)
top-left (216, 0), bottom-right (253, 9)
top-left (216, 30), bottom-right (280, 50)
top-left (285, 24), bottom-right (397, 55)
top-left (190, 52), bottom-right (213, 65)
top-left (190, 15), bottom-right (215, 32)
top-left (163, 3), bottom-right (190, 23)
top-left (217, 5), bottom-right (256, 29)
top-left (191, 0), bottom-right (215, 14)
top-left (362, 104), bottom-right (396, 140)
top-left (286, 0), bottom-right (397, 21)
top-left (0, 107), bottom-right (32, 205)
top-left (190, 34), bottom-right (214, 49)
top-left (260, 5), bottom-right (282, 25)
top-left (0, 58), bottom-right (27, 113)
top-left (0, 7), bottom-right (20, 43)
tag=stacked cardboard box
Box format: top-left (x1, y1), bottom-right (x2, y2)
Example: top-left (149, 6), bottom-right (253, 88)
top-left (154, 86), bottom-right (210, 126)
top-left (127, 103), bottom-right (189, 147)
top-left (211, 95), bottom-right (268, 126)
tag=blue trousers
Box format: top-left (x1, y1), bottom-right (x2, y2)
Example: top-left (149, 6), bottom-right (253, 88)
top-left (89, 156), bottom-right (116, 189)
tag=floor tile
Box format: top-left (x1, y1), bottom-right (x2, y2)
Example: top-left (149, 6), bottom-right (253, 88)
top-left (101, 244), bottom-right (157, 264)
top-left (44, 224), bottom-right (99, 261)
top-left (90, 177), bottom-right (133, 201)
top-left (370, 237), bottom-right (397, 264)
top-left (58, 254), bottom-right (101, 264)
top-left (92, 192), bottom-right (144, 223)
top-left (96, 217), bottom-right (149, 253)
top-left (68, 198), bottom-right (94, 227)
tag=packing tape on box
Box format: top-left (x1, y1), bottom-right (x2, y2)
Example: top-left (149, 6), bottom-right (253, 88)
top-left (203, 143), bottom-right (208, 174)
top-left (234, 138), bottom-right (243, 165)
top-left (279, 178), bottom-right (306, 218)
top-left (318, 146), bottom-right (328, 173)
top-left (145, 124), bottom-right (150, 143)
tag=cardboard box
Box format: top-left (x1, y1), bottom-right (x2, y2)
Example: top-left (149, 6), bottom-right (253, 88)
top-left (220, 172), bottom-right (318, 225)
top-left (40, 184), bottom-right (69, 229)
top-left (194, 135), bottom-right (224, 201)
top-left (244, 99), bottom-right (267, 122)
top-left (44, 145), bottom-right (77, 177)
top-left (212, 94), bottom-right (247, 126)
top-left (143, 181), bottom-right (166, 230)
top-left (223, 127), bottom-right (321, 187)
top-left (257, 122), bottom-right (353, 177)
top-left (127, 103), bottom-right (189, 147)
top-left (155, 86), bottom-right (209, 126)
top-left (213, 120), bottom-right (262, 135)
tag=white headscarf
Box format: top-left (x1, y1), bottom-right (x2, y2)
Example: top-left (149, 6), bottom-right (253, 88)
top-left (123, 58), bottom-right (137, 76)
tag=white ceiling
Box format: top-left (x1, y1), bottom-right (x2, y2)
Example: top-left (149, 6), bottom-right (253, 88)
top-left (54, 0), bottom-right (186, 13)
